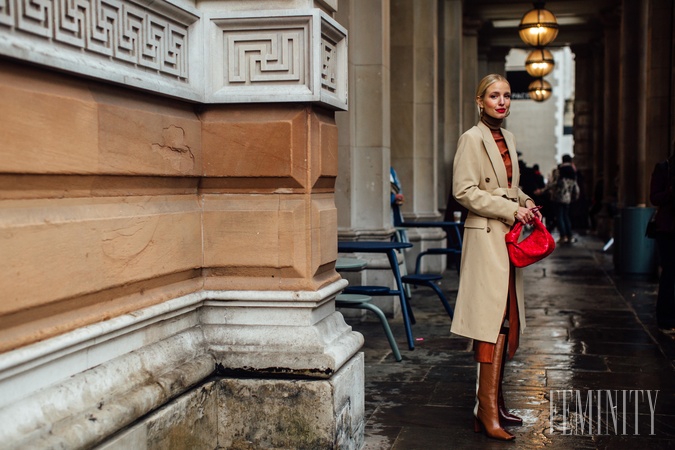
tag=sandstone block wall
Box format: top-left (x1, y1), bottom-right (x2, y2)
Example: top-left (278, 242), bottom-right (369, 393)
top-left (0, 59), bottom-right (341, 353)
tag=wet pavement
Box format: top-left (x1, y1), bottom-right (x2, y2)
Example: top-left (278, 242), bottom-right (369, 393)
top-left (343, 235), bottom-right (675, 449)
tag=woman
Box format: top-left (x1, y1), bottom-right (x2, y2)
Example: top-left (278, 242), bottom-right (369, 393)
top-left (451, 74), bottom-right (540, 441)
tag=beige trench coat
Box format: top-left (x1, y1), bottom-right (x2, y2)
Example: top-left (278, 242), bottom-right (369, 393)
top-left (450, 122), bottom-right (533, 344)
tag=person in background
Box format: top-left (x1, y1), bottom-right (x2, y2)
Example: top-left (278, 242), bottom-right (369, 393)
top-left (452, 74), bottom-right (541, 441)
top-left (531, 164), bottom-right (546, 194)
top-left (390, 167), bottom-right (407, 243)
top-left (518, 157), bottom-right (538, 200)
top-left (535, 167), bottom-right (558, 233)
top-left (649, 148), bottom-right (675, 331)
top-left (553, 154), bottom-right (579, 243)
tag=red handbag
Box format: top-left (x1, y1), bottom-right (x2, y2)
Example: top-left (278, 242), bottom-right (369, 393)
top-left (505, 216), bottom-right (555, 268)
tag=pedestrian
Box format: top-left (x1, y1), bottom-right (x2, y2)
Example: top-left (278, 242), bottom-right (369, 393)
top-left (534, 168), bottom-right (558, 233)
top-left (452, 74), bottom-right (541, 441)
top-left (649, 148), bottom-right (675, 331)
top-left (390, 166), bottom-right (407, 243)
top-left (553, 154), bottom-right (579, 243)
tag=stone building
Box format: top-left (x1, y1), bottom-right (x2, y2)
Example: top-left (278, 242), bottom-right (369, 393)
top-left (0, 0), bottom-right (673, 448)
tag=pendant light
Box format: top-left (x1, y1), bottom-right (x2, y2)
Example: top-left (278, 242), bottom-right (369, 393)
top-left (518, 2), bottom-right (559, 47)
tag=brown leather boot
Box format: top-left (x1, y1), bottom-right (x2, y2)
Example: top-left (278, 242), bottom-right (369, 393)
top-left (498, 328), bottom-right (523, 427)
top-left (474, 334), bottom-right (515, 440)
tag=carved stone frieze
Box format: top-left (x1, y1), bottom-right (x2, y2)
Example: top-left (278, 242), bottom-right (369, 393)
top-left (0, 0), bottom-right (200, 99)
top-left (207, 10), bottom-right (347, 109)
top-left (0, 1), bottom-right (347, 109)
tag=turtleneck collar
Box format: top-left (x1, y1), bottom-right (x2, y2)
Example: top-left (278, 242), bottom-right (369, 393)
top-left (480, 112), bottom-right (503, 131)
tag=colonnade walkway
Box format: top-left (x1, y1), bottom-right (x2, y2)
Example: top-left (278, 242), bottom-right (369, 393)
top-left (350, 235), bottom-right (675, 449)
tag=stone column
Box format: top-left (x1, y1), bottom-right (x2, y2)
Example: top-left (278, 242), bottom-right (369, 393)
top-left (0, 1), bottom-right (365, 448)
top-left (599, 7), bottom-right (621, 237)
top-left (570, 44), bottom-right (596, 232)
top-left (462, 18), bottom-right (482, 136)
top-left (336, 0), bottom-right (391, 241)
top-left (440, 0), bottom-right (463, 210)
top-left (618, 0), bottom-right (648, 207)
top-left (335, 0), bottom-right (405, 314)
top-left (390, 0), bottom-right (446, 272)
top-left (591, 42), bottom-right (605, 204)
top-left (645, 0), bottom-right (675, 187)
top-left (570, 45), bottom-right (594, 184)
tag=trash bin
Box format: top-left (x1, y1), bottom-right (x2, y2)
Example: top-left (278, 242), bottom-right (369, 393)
top-left (617, 207), bottom-right (656, 276)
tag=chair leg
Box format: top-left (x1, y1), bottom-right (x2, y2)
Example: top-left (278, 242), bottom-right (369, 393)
top-left (426, 281), bottom-right (454, 320)
top-left (404, 292), bottom-right (417, 325)
top-left (359, 303), bottom-right (403, 362)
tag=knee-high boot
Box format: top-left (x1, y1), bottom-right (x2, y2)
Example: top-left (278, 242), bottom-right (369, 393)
top-left (499, 328), bottom-right (523, 427)
top-left (473, 333), bottom-right (515, 440)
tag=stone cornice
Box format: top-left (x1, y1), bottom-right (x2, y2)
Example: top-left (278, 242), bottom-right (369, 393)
top-left (0, 1), bottom-right (348, 109)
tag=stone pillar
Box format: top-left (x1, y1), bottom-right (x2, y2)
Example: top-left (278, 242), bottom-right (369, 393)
top-left (335, 0), bottom-right (405, 314)
top-left (0, 1), bottom-right (365, 448)
top-left (591, 42), bottom-right (605, 203)
top-left (390, 0), bottom-right (446, 272)
top-left (570, 44), bottom-right (596, 232)
top-left (440, 0), bottom-right (463, 210)
top-left (599, 7), bottom-right (621, 237)
top-left (462, 18), bottom-right (481, 136)
top-left (645, 0), bottom-right (675, 189)
top-left (618, 0), bottom-right (648, 207)
top-left (570, 45), bottom-right (594, 184)
top-left (336, 0), bottom-right (391, 241)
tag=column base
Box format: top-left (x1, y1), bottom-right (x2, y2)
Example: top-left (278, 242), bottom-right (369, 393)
top-left (97, 354), bottom-right (365, 450)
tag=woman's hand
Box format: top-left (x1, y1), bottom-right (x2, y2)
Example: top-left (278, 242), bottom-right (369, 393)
top-left (515, 205), bottom-right (543, 223)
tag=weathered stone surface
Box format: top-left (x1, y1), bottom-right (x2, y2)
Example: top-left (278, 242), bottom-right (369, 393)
top-left (94, 354), bottom-right (364, 450)
top-left (0, 329), bottom-right (214, 449)
top-left (217, 353), bottom-right (364, 450)
top-left (97, 381), bottom-right (219, 450)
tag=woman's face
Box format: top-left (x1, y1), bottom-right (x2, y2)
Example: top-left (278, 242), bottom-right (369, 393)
top-left (477, 81), bottom-right (511, 119)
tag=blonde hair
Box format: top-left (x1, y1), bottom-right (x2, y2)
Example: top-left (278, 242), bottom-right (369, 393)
top-left (475, 74), bottom-right (511, 116)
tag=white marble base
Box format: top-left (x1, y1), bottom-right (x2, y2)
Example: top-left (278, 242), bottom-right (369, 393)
top-left (0, 280), bottom-right (364, 449)
top-left (95, 354), bottom-right (364, 450)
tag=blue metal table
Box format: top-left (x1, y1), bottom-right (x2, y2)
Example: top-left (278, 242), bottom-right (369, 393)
top-left (337, 240), bottom-right (416, 350)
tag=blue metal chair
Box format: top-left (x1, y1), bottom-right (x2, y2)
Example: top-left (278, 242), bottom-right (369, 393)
top-left (335, 293), bottom-right (402, 362)
top-left (391, 204), bottom-right (461, 323)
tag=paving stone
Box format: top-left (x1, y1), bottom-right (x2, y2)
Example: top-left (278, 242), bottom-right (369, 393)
top-left (349, 235), bottom-right (675, 448)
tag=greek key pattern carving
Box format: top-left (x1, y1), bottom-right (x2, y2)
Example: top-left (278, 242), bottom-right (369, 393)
top-left (226, 31), bottom-right (303, 85)
top-left (0, 0), bottom-right (188, 79)
top-left (320, 38), bottom-right (336, 94)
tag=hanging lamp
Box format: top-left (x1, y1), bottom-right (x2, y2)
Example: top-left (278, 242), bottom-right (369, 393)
top-left (525, 48), bottom-right (555, 78)
top-left (518, 2), bottom-right (559, 47)
top-left (528, 78), bottom-right (552, 102)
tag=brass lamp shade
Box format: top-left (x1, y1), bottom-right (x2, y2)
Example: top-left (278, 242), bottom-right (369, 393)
top-left (525, 48), bottom-right (555, 78)
top-left (518, 7), bottom-right (559, 47)
top-left (528, 78), bottom-right (552, 102)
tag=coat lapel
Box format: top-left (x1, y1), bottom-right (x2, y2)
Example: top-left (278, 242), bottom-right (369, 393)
top-left (478, 122), bottom-right (509, 187)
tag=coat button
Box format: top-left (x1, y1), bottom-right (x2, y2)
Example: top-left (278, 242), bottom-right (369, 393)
top-left (487, 227), bottom-right (491, 233)
top-left (485, 177), bottom-right (490, 183)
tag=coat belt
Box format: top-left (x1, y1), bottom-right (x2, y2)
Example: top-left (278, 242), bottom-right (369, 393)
top-left (490, 187), bottom-right (519, 201)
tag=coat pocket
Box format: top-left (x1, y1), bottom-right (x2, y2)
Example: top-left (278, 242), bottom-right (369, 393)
top-left (464, 216), bottom-right (487, 229)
